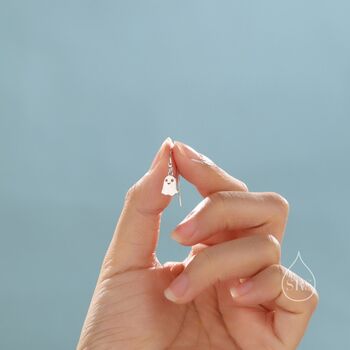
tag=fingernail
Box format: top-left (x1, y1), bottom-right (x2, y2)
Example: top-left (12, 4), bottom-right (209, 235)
top-left (150, 137), bottom-right (173, 170)
top-left (164, 273), bottom-right (189, 302)
top-left (171, 200), bottom-right (206, 241)
top-left (171, 219), bottom-right (197, 241)
top-left (230, 279), bottom-right (253, 298)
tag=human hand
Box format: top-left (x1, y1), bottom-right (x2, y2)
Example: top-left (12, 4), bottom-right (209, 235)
top-left (77, 138), bottom-right (318, 350)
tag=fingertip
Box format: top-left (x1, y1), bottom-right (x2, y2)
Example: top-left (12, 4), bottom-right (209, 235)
top-left (163, 261), bottom-right (185, 276)
top-left (171, 219), bottom-right (197, 243)
top-left (164, 288), bottom-right (178, 303)
top-left (127, 137), bottom-right (175, 216)
top-left (150, 137), bottom-right (174, 171)
top-left (229, 279), bottom-right (254, 300)
top-left (170, 230), bottom-right (193, 246)
top-left (163, 273), bottom-right (189, 303)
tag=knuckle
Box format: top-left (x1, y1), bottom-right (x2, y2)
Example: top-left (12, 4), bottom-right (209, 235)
top-left (268, 264), bottom-right (285, 279)
top-left (208, 190), bottom-right (233, 206)
top-left (238, 180), bottom-right (249, 192)
top-left (124, 182), bottom-right (140, 203)
top-left (273, 192), bottom-right (290, 214)
top-left (265, 192), bottom-right (290, 217)
top-left (259, 234), bottom-right (281, 263)
top-left (207, 191), bottom-right (234, 231)
top-left (310, 289), bottom-right (320, 310)
top-left (196, 248), bottom-right (215, 272)
top-left (190, 247), bottom-right (217, 287)
top-left (197, 153), bottom-right (218, 169)
top-left (303, 282), bottom-right (319, 311)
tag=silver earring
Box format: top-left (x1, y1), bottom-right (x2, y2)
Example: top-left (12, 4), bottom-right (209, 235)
top-left (161, 148), bottom-right (182, 207)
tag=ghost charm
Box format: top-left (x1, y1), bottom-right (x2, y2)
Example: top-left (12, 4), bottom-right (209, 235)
top-left (161, 148), bottom-right (182, 206)
top-left (162, 175), bottom-right (178, 196)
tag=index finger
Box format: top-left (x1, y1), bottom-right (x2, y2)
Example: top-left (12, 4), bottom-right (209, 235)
top-left (100, 137), bottom-right (174, 279)
top-left (172, 141), bottom-right (248, 196)
top-left (172, 141), bottom-right (250, 245)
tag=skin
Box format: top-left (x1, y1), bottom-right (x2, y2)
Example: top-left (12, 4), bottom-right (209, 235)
top-left (77, 138), bottom-right (318, 350)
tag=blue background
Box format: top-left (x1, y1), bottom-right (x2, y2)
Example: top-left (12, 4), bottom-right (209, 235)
top-left (1, 1), bottom-right (349, 348)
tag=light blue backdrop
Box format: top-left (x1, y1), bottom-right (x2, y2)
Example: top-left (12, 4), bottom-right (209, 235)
top-left (1, 1), bottom-right (349, 348)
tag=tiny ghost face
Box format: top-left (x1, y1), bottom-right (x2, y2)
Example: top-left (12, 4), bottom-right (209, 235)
top-left (161, 175), bottom-right (178, 196)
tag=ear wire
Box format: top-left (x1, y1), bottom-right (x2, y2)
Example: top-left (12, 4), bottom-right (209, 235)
top-left (171, 148), bottom-right (182, 207)
top-left (177, 175), bottom-right (182, 207)
top-left (168, 149), bottom-right (174, 176)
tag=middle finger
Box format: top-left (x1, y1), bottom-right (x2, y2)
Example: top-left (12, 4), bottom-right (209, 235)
top-left (171, 191), bottom-right (289, 245)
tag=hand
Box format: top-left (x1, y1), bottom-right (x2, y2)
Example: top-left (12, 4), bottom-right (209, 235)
top-left (77, 139), bottom-right (318, 350)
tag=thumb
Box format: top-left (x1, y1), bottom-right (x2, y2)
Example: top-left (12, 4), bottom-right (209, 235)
top-left (100, 137), bottom-right (175, 279)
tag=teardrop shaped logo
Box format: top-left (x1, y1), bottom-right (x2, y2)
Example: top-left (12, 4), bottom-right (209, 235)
top-left (282, 251), bottom-right (316, 302)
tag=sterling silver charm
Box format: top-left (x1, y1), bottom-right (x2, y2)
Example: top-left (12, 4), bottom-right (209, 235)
top-left (161, 148), bottom-right (182, 207)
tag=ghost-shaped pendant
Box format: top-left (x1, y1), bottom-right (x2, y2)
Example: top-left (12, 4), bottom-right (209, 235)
top-left (161, 148), bottom-right (182, 206)
top-left (162, 174), bottom-right (178, 195)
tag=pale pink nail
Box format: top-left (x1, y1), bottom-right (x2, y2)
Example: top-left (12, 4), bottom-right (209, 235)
top-left (230, 279), bottom-right (253, 298)
top-left (164, 273), bottom-right (189, 302)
